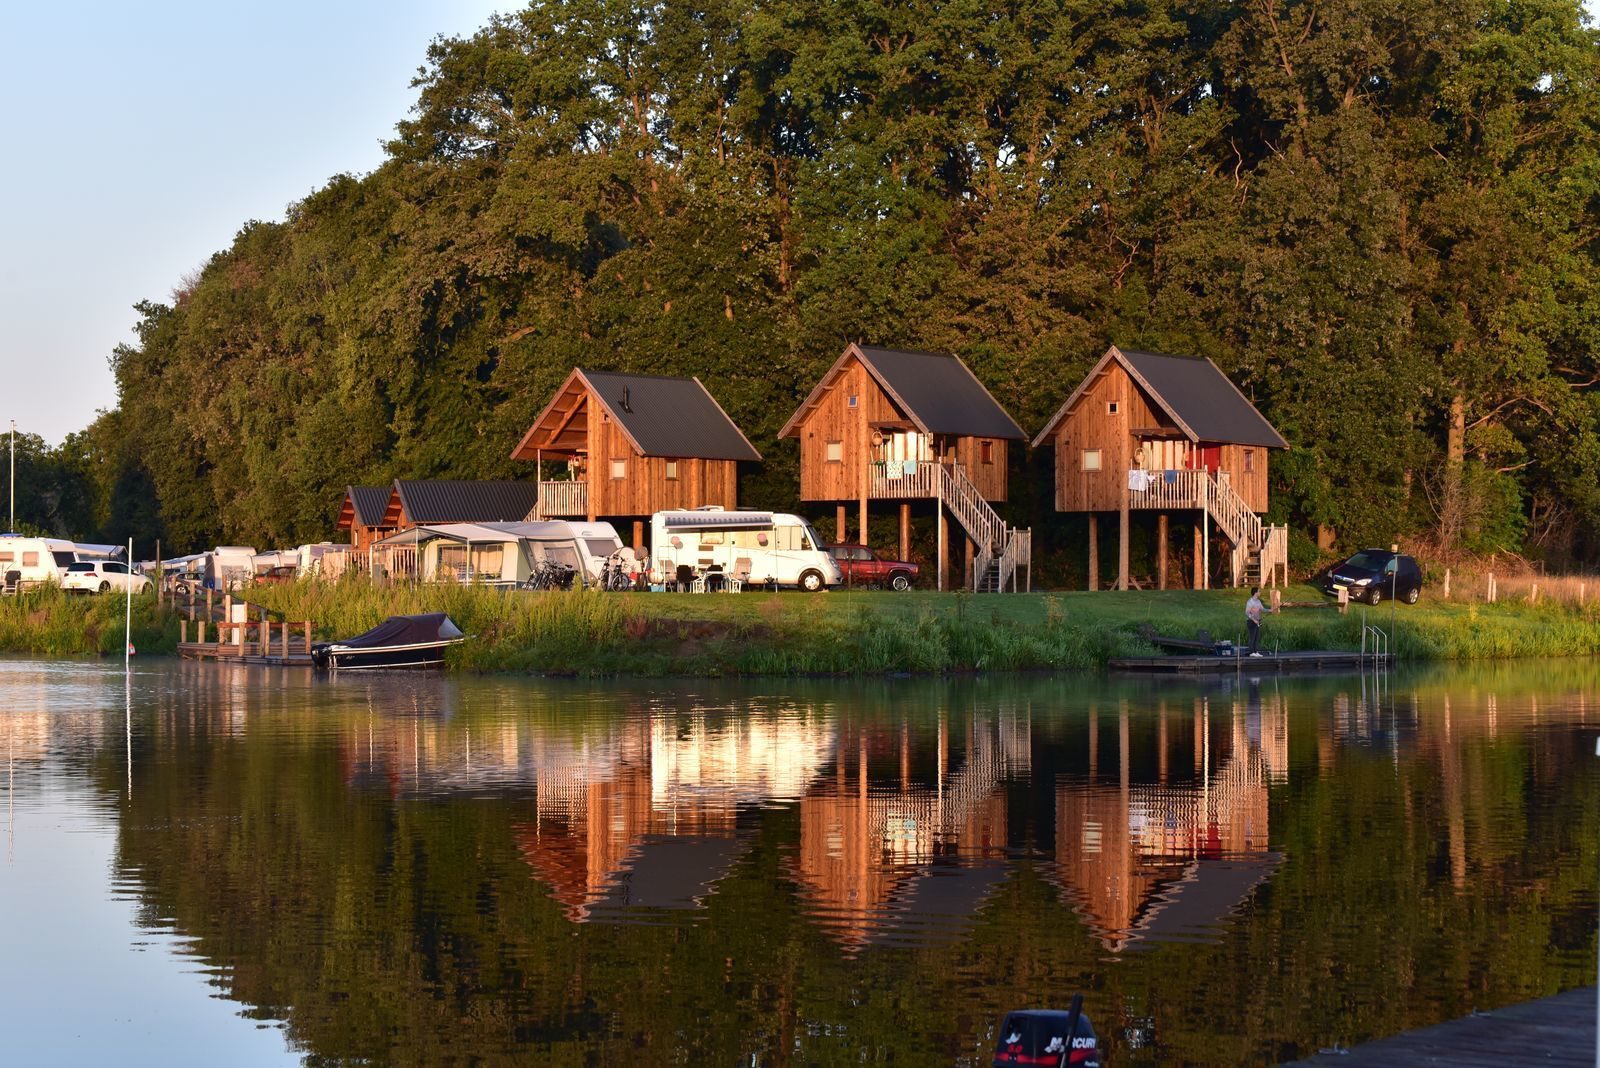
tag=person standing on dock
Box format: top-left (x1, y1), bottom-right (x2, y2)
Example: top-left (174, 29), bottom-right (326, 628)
top-left (1245, 586), bottom-right (1264, 657)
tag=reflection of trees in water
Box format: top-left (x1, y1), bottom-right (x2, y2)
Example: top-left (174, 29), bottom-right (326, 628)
top-left (66, 667), bottom-right (1600, 1065)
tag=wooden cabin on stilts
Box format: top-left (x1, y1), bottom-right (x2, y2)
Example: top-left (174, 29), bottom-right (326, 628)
top-left (779, 344), bottom-right (1031, 591)
top-left (510, 369), bottom-right (762, 552)
top-left (1033, 345), bottom-right (1289, 590)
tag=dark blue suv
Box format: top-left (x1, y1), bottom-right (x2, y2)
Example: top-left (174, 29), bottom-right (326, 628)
top-left (1320, 549), bottom-right (1423, 605)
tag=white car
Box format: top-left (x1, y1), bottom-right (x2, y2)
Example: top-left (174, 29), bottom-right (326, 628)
top-left (61, 561), bottom-right (151, 595)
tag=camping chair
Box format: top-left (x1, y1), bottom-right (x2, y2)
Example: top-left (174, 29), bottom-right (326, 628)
top-left (728, 558), bottom-right (752, 593)
top-left (1, 570), bottom-right (19, 596)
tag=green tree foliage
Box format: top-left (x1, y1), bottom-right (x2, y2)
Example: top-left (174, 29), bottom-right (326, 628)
top-left (100, 0), bottom-right (1600, 560)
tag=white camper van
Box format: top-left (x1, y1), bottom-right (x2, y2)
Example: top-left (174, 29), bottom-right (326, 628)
top-left (206, 546), bottom-right (259, 591)
top-left (650, 508), bottom-right (842, 592)
top-left (0, 535), bottom-right (79, 590)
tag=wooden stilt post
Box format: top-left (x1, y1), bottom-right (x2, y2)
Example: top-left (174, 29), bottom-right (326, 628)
top-left (836, 505), bottom-right (847, 544)
top-left (937, 504), bottom-right (948, 591)
top-left (1157, 514), bottom-right (1169, 590)
top-left (632, 520), bottom-right (644, 555)
top-left (1118, 474), bottom-right (1131, 591)
top-left (964, 536), bottom-right (974, 589)
top-left (899, 503), bottom-right (910, 563)
top-left (858, 494), bottom-right (868, 549)
top-left (1193, 521), bottom-right (1203, 590)
top-left (1088, 515), bottom-right (1099, 591)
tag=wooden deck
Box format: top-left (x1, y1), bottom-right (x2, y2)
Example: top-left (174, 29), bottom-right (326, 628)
top-left (176, 642), bottom-right (314, 667)
top-left (1290, 986), bottom-right (1596, 1066)
top-left (1109, 650), bottom-right (1388, 674)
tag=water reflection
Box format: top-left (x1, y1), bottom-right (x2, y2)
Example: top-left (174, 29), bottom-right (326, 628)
top-left (1, 659), bottom-right (1596, 1066)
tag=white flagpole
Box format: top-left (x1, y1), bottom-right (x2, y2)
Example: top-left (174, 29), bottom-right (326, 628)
top-left (125, 538), bottom-right (133, 670)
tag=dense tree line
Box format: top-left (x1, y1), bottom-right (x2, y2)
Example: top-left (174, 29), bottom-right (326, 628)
top-left (58, 0), bottom-right (1600, 565)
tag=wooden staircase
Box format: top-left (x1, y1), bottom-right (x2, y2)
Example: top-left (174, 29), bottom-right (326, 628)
top-left (932, 462), bottom-right (1031, 592)
top-left (1197, 473), bottom-right (1286, 588)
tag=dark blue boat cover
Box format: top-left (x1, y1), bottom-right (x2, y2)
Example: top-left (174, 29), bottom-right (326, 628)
top-left (338, 613), bottom-right (464, 648)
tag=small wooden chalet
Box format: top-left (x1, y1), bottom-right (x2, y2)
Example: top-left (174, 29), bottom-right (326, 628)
top-left (1032, 345), bottom-right (1289, 589)
top-left (334, 486), bottom-right (396, 551)
top-left (510, 369), bottom-right (762, 549)
top-left (779, 344), bottom-right (1030, 591)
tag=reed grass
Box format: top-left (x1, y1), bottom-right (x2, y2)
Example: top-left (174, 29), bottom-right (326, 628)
top-left (15, 575), bottom-right (1598, 676)
top-left (0, 586), bottom-right (179, 658)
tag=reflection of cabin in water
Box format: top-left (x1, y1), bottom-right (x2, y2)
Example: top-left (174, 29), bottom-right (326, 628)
top-left (511, 369), bottom-right (762, 551)
top-left (1032, 345), bottom-right (1289, 589)
top-left (334, 486), bottom-right (396, 551)
top-left (1054, 694), bottom-right (1285, 953)
top-left (779, 344), bottom-right (1030, 591)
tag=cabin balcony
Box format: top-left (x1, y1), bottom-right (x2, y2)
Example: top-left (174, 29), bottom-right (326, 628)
top-left (536, 480), bottom-right (589, 517)
top-left (866, 460), bottom-right (940, 499)
top-left (1126, 468), bottom-right (1209, 509)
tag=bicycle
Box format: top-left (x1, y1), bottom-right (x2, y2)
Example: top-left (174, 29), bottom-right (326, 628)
top-left (598, 552), bottom-right (634, 592)
top-left (522, 560), bottom-right (576, 591)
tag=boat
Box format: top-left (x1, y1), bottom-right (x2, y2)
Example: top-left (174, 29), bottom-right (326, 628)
top-left (993, 996), bottom-right (1100, 1066)
top-left (311, 613), bottom-right (466, 670)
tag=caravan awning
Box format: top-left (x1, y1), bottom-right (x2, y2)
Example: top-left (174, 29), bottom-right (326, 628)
top-left (658, 511), bottom-right (776, 531)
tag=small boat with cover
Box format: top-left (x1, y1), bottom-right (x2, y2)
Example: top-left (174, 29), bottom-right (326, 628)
top-left (311, 612), bottom-right (466, 670)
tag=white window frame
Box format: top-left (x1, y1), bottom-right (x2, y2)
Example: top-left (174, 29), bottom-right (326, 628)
top-left (825, 441), bottom-right (843, 463)
top-left (1081, 449), bottom-right (1103, 472)
top-left (610, 458), bottom-right (627, 480)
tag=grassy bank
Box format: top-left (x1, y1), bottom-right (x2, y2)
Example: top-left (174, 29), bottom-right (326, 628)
top-left (236, 581), bottom-right (1600, 676)
top-left (0, 587), bottom-right (181, 658)
top-left (7, 581), bottom-right (1594, 676)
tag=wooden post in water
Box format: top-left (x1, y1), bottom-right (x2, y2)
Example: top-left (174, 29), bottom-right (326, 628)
top-left (261, 618), bottom-right (271, 656)
top-left (180, 618), bottom-right (188, 643)
top-left (280, 624), bottom-right (288, 659)
top-left (304, 620), bottom-right (312, 652)
top-left (197, 620), bottom-right (206, 644)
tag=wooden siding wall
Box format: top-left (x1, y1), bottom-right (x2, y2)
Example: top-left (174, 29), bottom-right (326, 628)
top-left (952, 436), bottom-right (1009, 501)
top-left (794, 356), bottom-right (1010, 502)
top-left (585, 397), bottom-right (738, 518)
top-left (796, 360), bottom-right (902, 501)
top-left (349, 525), bottom-right (390, 552)
top-left (1051, 362), bottom-right (1270, 513)
top-left (1218, 444), bottom-right (1269, 513)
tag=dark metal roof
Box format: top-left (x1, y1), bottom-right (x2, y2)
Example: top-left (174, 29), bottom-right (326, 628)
top-left (394, 480), bottom-right (542, 525)
top-left (1119, 349), bottom-right (1288, 448)
top-left (346, 486), bottom-right (391, 528)
top-left (855, 347), bottom-right (1026, 439)
top-left (581, 370), bottom-right (762, 461)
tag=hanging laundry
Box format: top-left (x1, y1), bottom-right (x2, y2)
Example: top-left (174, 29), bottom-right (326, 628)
top-left (1127, 469), bottom-right (1150, 492)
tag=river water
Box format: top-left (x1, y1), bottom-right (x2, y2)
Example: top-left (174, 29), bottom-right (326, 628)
top-left (0, 657), bottom-right (1595, 1065)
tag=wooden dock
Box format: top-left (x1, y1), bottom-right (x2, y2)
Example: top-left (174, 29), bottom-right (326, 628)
top-left (1108, 650), bottom-right (1387, 674)
top-left (177, 610), bottom-right (316, 668)
top-left (1291, 986), bottom-right (1596, 1066)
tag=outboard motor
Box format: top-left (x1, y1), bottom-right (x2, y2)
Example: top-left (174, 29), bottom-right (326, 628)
top-left (993, 995), bottom-right (1101, 1067)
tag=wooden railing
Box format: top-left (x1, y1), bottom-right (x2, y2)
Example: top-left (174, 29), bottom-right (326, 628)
top-left (536, 480), bottom-right (588, 518)
top-left (868, 461), bottom-right (938, 499)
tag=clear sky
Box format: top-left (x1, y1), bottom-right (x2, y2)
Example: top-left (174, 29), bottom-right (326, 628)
top-left (0, 1), bottom-right (510, 446)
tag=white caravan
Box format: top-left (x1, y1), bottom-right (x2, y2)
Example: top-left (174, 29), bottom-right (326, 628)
top-left (205, 546), bottom-right (259, 591)
top-left (649, 508), bottom-right (842, 592)
top-left (0, 535), bottom-right (80, 589)
top-left (295, 542), bottom-right (338, 576)
top-left (371, 521), bottom-right (623, 587)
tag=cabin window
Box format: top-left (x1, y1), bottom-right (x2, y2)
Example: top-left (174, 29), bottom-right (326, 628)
top-left (610, 458), bottom-right (627, 480)
top-left (980, 440), bottom-right (994, 464)
top-left (826, 440), bottom-right (843, 463)
top-left (1243, 449), bottom-right (1255, 474)
top-left (1107, 401), bottom-right (1119, 415)
top-left (21, 552), bottom-right (39, 567)
top-left (665, 460), bottom-right (679, 480)
top-left (848, 395), bottom-right (858, 408)
top-left (1081, 449), bottom-right (1102, 472)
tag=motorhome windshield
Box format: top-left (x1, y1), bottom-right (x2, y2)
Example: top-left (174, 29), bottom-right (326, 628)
top-left (800, 522), bottom-right (824, 552)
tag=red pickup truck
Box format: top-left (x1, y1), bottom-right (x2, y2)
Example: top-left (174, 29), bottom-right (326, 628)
top-left (825, 545), bottom-right (919, 591)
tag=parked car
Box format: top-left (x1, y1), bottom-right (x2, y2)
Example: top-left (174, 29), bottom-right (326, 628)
top-left (825, 544), bottom-right (919, 591)
top-left (168, 568), bottom-right (207, 597)
top-left (254, 565), bottom-right (300, 585)
top-left (1319, 549), bottom-right (1423, 605)
top-left (61, 561), bottom-right (152, 595)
